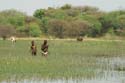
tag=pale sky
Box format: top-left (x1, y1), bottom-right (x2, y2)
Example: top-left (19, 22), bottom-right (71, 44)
top-left (0, 0), bottom-right (125, 15)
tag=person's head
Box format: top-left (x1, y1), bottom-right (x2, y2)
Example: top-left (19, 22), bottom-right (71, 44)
top-left (43, 40), bottom-right (47, 45)
top-left (31, 40), bottom-right (35, 45)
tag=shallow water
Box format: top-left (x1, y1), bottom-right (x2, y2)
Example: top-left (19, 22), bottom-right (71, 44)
top-left (2, 57), bottom-right (125, 83)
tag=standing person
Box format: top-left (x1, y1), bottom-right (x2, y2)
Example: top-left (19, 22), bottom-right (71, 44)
top-left (30, 40), bottom-right (37, 56)
top-left (41, 40), bottom-right (49, 57)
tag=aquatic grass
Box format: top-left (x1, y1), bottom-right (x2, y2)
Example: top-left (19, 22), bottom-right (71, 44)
top-left (0, 40), bottom-right (125, 81)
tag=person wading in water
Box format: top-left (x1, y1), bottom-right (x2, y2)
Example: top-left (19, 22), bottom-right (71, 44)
top-left (41, 40), bottom-right (49, 57)
top-left (30, 40), bottom-right (37, 56)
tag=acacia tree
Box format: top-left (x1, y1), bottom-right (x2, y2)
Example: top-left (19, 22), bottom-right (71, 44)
top-left (48, 19), bottom-right (67, 38)
top-left (0, 25), bottom-right (16, 40)
top-left (65, 20), bottom-right (90, 37)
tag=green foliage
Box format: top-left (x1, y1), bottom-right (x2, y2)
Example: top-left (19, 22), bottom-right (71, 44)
top-left (99, 11), bottom-right (125, 36)
top-left (61, 4), bottom-right (72, 10)
top-left (77, 15), bottom-right (102, 37)
top-left (33, 9), bottom-right (45, 19)
top-left (29, 23), bottom-right (42, 37)
top-left (0, 5), bottom-right (125, 38)
top-left (41, 17), bottom-right (50, 34)
top-left (117, 15), bottom-right (125, 29)
top-left (0, 9), bottom-right (25, 26)
top-left (0, 10), bottom-right (43, 37)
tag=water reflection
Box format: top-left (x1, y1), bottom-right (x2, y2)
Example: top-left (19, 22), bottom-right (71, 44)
top-left (2, 57), bottom-right (125, 83)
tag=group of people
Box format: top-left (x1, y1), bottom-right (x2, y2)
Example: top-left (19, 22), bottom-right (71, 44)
top-left (31, 40), bottom-right (49, 57)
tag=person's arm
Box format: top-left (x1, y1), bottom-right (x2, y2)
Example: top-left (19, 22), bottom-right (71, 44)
top-left (35, 46), bottom-right (37, 52)
top-left (44, 45), bottom-right (48, 52)
top-left (41, 45), bottom-right (46, 51)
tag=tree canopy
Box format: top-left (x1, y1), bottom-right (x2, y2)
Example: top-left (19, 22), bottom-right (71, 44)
top-left (0, 5), bottom-right (125, 38)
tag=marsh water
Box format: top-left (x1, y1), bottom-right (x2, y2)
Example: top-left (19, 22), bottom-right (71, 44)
top-left (2, 57), bottom-right (125, 83)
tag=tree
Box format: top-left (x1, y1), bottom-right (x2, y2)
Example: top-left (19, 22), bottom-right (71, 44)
top-left (33, 9), bottom-right (45, 19)
top-left (29, 23), bottom-right (42, 37)
top-left (117, 15), bottom-right (125, 29)
top-left (99, 11), bottom-right (125, 36)
top-left (48, 19), bottom-right (67, 38)
top-left (65, 20), bottom-right (90, 37)
top-left (61, 4), bottom-right (72, 10)
top-left (115, 15), bottom-right (125, 36)
top-left (0, 25), bottom-right (16, 40)
top-left (0, 9), bottom-right (25, 26)
top-left (40, 17), bottom-right (50, 34)
top-left (77, 15), bottom-right (102, 37)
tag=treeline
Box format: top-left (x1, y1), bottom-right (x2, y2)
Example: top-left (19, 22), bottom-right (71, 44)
top-left (0, 4), bottom-right (125, 38)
